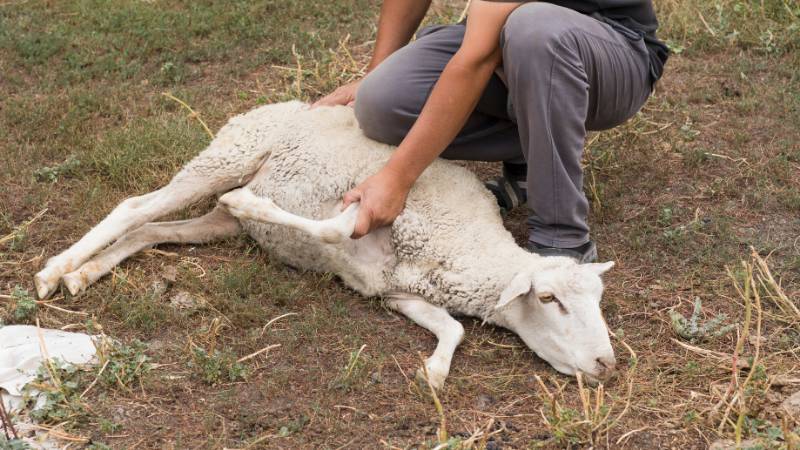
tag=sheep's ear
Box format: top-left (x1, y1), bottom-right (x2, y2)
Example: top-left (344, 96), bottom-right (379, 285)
top-left (496, 272), bottom-right (533, 310)
top-left (584, 261), bottom-right (615, 276)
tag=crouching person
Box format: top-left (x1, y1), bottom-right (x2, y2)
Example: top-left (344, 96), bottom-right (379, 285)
top-left (314, 0), bottom-right (669, 262)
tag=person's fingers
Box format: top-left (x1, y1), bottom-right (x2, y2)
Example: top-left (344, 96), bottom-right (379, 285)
top-left (311, 96), bottom-right (334, 108)
top-left (342, 189), bottom-right (362, 209)
top-left (311, 81), bottom-right (359, 108)
top-left (312, 90), bottom-right (344, 108)
top-left (351, 208), bottom-right (372, 239)
top-left (346, 100), bottom-right (355, 107)
top-left (310, 97), bottom-right (324, 108)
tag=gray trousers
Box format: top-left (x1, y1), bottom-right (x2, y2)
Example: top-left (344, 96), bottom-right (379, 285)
top-left (354, 3), bottom-right (652, 247)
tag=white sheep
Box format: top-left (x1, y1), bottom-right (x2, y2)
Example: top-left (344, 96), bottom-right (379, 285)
top-left (34, 101), bottom-right (617, 388)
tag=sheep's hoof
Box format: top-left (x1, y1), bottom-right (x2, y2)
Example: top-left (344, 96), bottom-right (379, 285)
top-left (62, 271), bottom-right (87, 296)
top-left (34, 268), bottom-right (60, 299)
top-left (415, 366), bottom-right (445, 392)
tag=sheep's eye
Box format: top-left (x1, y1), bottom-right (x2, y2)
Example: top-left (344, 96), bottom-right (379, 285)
top-left (537, 293), bottom-right (556, 303)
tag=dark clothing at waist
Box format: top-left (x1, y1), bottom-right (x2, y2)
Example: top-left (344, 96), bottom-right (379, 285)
top-left (486, 0), bottom-right (669, 82)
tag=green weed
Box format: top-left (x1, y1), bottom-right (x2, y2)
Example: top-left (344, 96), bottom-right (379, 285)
top-left (22, 358), bottom-right (92, 425)
top-left (778, 188), bottom-right (800, 212)
top-left (7, 286), bottom-right (37, 324)
top-left (670, 297), bottom-right (736, 342)
top-left (0, 437), bottom-right (32, 450)
top-left (89, 117), bottom-right (209, 191)
top-left (215, 262), bottom-right (267, 302)
top-left (15, 337), bottom-right (150, 433)
top-left (329, 344), bottom-right (368, 391)
top-left (277, 414), bottom-right (309, 437)
top-left (94, 338), bottom-right (152, 390)
top-left (659, 0), bottom-right (800, 55)
top-left (107, 291), bottom-right (171, 335)
top-left (33, 155), bottom-right (81, 183)
top-left (189, 347), bottom-right (248, 385)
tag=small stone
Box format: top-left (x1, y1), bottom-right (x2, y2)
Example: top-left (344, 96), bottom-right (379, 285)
top-left (771, 376), bottom-right (800, 386)
top-left (485, 440), bottom-right (501, 450)
top-left (709, 439), bottom-right (761, 450)
top-left (169, 291), bottom-right (200, 309)
top-left (162, 265), bottom-right (178, 283)
top-left (112, 406), bottom-right (127, 423)
top-left (150, 279), bottom-right (169, 297)
top-left (781, 391), bottom-right (800, 419)
top-left (475, 393), bottom-right (496, 409)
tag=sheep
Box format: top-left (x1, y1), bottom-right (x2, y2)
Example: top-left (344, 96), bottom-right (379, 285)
top-left (34, 101), bottom-right (618, 389)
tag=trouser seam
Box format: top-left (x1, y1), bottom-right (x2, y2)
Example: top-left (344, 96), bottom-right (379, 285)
top-left (545, 51), bottom-right (560, 247)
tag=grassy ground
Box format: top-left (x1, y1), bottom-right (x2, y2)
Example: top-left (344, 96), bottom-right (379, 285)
top-left (1, 0), bottom-right (799, 448)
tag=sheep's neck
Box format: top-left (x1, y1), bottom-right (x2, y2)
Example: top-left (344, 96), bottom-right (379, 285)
top-left (461, 240), bottom-right (540, 325)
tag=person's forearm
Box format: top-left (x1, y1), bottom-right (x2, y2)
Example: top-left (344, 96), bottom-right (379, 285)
top-left (383, 51), bottom-right (500, 187)
top-left (368, 0), bottom-right (432, 71)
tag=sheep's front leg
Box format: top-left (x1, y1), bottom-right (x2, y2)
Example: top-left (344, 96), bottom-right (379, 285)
top-left (387, 293), bottom-right (465, 390)
top-left (219, 188), bottom-right (358, 243)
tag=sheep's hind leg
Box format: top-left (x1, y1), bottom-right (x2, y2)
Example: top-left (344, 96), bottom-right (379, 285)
top-left (387, 293), bottom-right (465, 390)
top-left (218, 187), bottom-right (359, 243)
top-left (62, 206), bottom-right (241, 296)
top-left (34, 174), bottom-right (244, 299)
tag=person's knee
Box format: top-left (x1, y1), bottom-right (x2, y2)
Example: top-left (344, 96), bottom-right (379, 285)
top-left (354, 71), bottom-right (417, 145)
top-left (503, 3), bottom-right (577, 57)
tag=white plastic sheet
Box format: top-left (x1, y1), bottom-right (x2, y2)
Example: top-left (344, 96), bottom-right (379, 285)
top-left (0, 325), bottom-right (98, 448)
top-left (0, 325), bottom-right (97, 395)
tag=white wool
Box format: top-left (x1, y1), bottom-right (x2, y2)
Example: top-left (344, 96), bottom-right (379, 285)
top-left (183, 101), bottom-right (574, 322)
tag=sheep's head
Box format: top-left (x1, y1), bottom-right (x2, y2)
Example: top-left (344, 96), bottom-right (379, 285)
top-left (494, 259), bottom-right (616, 384)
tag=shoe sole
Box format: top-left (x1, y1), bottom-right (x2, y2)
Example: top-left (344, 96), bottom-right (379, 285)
top-left (527, 241), bottom-right (598, 263)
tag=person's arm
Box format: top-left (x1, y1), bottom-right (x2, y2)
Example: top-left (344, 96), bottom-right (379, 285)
top-left (312, 0), bottom-right (432, 107)
top-left (370, 0), bottom-right (433, 72)
top-left (344, 0), bottom-right (523, 238)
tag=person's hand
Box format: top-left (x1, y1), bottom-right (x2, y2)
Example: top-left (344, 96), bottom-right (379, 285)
top-left (342, 168), bottom-right (412, 238)
top-left (312, 79), bottom-right (361, 108)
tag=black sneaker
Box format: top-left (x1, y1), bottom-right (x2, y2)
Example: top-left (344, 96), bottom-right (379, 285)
top-left (527, 240), bottom-right (598, 263)
top-left (485, 163), bottom-right (527, 215)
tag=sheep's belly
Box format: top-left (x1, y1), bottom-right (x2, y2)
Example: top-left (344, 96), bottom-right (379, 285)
top-left (238, 209), bottom-right (396, 298)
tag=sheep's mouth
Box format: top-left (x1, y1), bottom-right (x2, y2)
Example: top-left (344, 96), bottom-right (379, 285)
top-left (576, 366), bottom-right (616, 386)
top-left (579, 371), bottom-right (602, 386)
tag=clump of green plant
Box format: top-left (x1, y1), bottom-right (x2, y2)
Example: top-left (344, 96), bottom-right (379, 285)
top-left (189, 347), bottom-right (248, 385)
top-left (33, 155), bottom-right (81, 183)
top-left (10, 286), bottom-right (36, 323)
top-left (659, 0), bottom-right (800, 55)
top-left (0, 436), bottom-right (31, 450)
top-left (18, 338), bottom-right (151, 431)
top-left (3, 227), bottom-right (27, 252)
top-left (277, 414), bottom-right (309, 437)
top-left (215, 263), bottom-right (266, 302)
top-left (0, 209), bottom-right (47, 253)
top-left (94, 338), bottom-right (152, 389)
top-left (329, 344), bottom-right (367, 391)
top-left (22, 358), bottom-right (92, 425)
top-left (537, 403), bottom-right (583, 447)
top-left (670, 297), bottom-right (736, 342)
